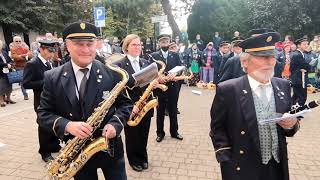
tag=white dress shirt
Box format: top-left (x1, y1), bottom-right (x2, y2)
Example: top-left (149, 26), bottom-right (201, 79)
top-left (38, 54), bottom-right (52, 69)
top-left (161, 49), bottom-right (168, 59)
top-left (127, 55), bottom-right (140, 73)
top-left (71, 60), bottom-right (92, 99)
top-left (247, 75), bottom-right (273, 102)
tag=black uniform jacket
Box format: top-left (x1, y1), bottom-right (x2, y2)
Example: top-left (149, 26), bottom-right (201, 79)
top-left (150, 51), bottom-right (181, 98)
top-left (114, 56), bottom-right (154, 117)
top-left (218, 52), bottom-right (234, 76)
top-left (210, 75), bottom-right (299, 180)
top-left (290, 50), bottom-right (310, 86)
top-left (37, 60), bottom-right (132, 158)
top-left (219, 56), bottom-right (245, 83)
top-left (23, 56), bottom-right (51, 110)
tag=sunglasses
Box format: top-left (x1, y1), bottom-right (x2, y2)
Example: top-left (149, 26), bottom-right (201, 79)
top-left (15, 41), bottom-right (21, 42)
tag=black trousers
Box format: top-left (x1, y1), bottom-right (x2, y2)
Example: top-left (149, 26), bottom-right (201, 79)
top-left (156, 84), bottom-right (179, 137)
top-left (125, 114), bottom-right (152, 166)
top-left (260, 158), bottom-right (283, 180)
top-left (36, 105), bottom-right (60, 155)
top-left (74, 152), bottom-right (127, 180)
top-left (38, 127), bottom-right (61, 154)
top-left (292, 85), bottom-right (307, 106)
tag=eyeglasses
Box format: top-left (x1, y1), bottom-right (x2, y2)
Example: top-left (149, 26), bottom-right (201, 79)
top-left (47, 47), bottom-right (56, 53)
top-left (15, 41), bottom-right (21, 42)
top-left (129, 44), bottom-right (142, 48)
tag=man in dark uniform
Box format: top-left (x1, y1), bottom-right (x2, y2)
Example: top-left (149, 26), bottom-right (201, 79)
top-left (37, 22), bottom-right (132, 180)
top-left (151, 34), bottom-right (183, 142)
top-left (210, 31), bottom-right (300, 180)
top-left (212, 41), bottom-right (230, 83)
top-left (114, 34), bottom-right (154, 172)
top-left (219, 37), bottom-right (244, 83)
top-left (22, 40), bottom-right (61, 162)
top-left (219, 29), bottom-right (276, 83)
top-left (290, 37), bottom-right (310, 106)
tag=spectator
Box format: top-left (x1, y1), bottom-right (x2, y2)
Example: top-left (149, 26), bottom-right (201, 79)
top-left (112, 37), bottom-right (122, 54)
top-left (213, 32), bottom-right (222, 51)
top-left (186, 43), bottom-right (202, 85)
top-left (279, 43), bottom-right (292, 80)
top-left (0, 40), bottom-right (15, 107)
top-left (10, 35), bottom-right (32, 100)
top-left (195, 34), bottom-right (205, 51)
top-left (201, 42), bottom-right (216, 83)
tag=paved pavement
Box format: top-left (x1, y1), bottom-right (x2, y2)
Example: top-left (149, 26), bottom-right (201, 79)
top-left (0, 85), bottom-right (319, 180)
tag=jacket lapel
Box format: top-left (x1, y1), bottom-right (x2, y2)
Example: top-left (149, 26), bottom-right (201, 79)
top-left (124, 57), bottom-right (135, 75)
top-left (238, 75), bottom-right (261, 152)
top-left (61, 62), bottom-right (80, 112)
top-left (271, 78), bottom-right (287, 114)
top-left (83, 62), bottom-right (102, 116)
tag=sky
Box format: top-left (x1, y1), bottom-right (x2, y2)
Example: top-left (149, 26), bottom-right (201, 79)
top-left (160, 0), bottom-right (193, 35)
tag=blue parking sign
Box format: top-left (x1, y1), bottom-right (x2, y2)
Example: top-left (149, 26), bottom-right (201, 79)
top-left (94, 7), bottom-right (106, 27)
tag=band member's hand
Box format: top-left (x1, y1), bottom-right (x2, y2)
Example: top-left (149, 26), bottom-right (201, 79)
top-left (158, 75), bottom-right (166, 84)
top-left (7, 64), bottom-right (12, 69)
top-left (65, 121), bottom-right (93, 139)
top-left (132, 105), bottom-right (139, 115)
top-left (168, 73), bottom-right (176, 81)
top-left (277, 113), bottom-right (298, 129)
top-left (102, 124), bottom-right (116, 139)
top-left (152, 79), bottom-right (159, 89)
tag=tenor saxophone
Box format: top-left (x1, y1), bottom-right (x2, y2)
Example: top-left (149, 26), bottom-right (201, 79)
top-left (48, 63), bottom-right (128, 180)
top-left (127, 59), bottom-right (167, 126)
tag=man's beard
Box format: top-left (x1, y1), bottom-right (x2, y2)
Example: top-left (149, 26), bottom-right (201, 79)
top-left (252, 68), bottom-right (274, 82)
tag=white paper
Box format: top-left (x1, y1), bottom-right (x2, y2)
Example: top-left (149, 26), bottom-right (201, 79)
top-left (168, 66), bottom-right (185, 74)
top-left (259, 109), bottom-right (311, 125)
top-left (191, 90), bottom-right (202, 95)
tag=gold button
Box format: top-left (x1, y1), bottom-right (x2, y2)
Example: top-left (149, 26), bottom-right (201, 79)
top-left (240, 150), bottom-right (244, 154)
top-left (236, 166), bottom-right (240, 171)
top-left (241, 131), bottom-right (245, 135)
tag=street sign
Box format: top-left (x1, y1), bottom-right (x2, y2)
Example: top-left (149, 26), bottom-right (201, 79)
top-left (151, 15), bottom-right (167, 23)
top-left (94, 7), bottom-right (106, 27)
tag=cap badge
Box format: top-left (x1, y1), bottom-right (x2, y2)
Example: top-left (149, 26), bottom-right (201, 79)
top-left (80, 23), bottom-right (86, 30)
top-left (266, 36), bottom-right (272, 42)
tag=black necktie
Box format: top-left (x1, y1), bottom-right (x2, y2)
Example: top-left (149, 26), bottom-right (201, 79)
top-left (45, 62), bottom-right (51, 70)
top-left (79, 68), bottom-right (89, 104)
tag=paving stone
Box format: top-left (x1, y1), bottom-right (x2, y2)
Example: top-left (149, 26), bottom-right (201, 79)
top-left (0, 86), bottom-right (319, 179)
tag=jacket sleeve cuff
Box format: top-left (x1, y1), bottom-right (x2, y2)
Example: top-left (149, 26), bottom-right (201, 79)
top-left (215, 147), bottom-right (232, 163)
top-left (52, 117), bottom-right (70, 139)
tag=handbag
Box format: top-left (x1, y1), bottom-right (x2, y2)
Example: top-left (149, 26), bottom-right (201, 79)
top-left (7, 69), bottom-right (23, 84)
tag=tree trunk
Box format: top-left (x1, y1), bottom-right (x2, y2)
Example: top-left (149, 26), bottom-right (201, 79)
top-left (161, 0), bottom-right (181, 39)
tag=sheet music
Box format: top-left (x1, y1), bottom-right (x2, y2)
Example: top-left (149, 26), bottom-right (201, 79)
top-left (259, 109), bottom-right (311, 125)
top-left (168, 66), bottom-right (185, 74)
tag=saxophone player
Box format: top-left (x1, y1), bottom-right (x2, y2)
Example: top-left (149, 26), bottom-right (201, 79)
top-left (151, 34), bottom-right (183, 142)
top-left (114, 34), bottom-right (156, 172)
top-left (37, 22), bottom-right (132, 180)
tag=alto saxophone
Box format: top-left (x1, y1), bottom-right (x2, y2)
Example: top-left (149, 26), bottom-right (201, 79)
top-left (127, 59), bottom-right (167, 126)
top-left (48, 63), bottom-right (128, 180)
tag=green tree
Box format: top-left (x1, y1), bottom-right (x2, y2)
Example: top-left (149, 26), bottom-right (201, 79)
top-left (101, 0), bottom-right (156, 39)
top-left (248, 0), bottom-right (320, 39)
top-left (187, 0), bottom-right (250, 43)
top-left (0, 0), bottom-right (93, 34)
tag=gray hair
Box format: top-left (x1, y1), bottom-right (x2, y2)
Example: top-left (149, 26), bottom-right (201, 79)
top-left (239, 52), bottom-right (251, 73)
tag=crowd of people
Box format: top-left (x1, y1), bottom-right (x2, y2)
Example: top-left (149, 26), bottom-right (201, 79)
top-left (0, 19), bottom-right (319, 180)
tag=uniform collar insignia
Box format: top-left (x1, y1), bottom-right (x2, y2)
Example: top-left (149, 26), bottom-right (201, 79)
top-left (103, 91), bottom-right (110, 99)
